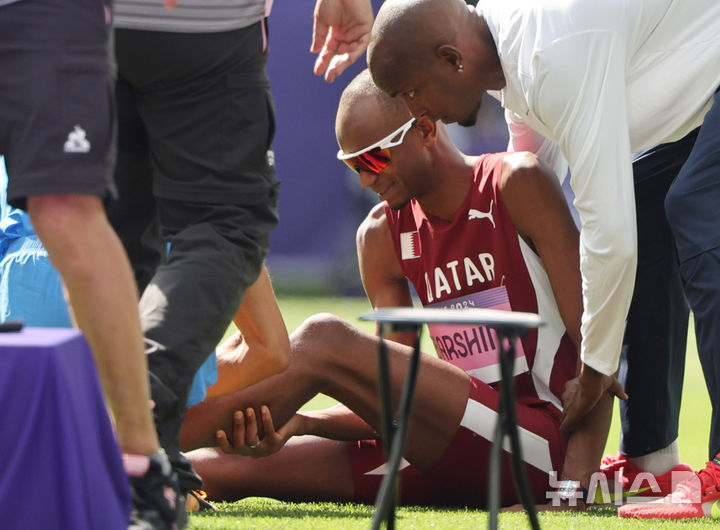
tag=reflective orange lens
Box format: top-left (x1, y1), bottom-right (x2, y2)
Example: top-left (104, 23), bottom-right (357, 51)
top-left (342, 148), bottom-right (391, 174)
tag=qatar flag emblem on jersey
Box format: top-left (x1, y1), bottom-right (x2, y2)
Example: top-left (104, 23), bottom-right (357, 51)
top-left (400, 231), bottom-right (420, 260)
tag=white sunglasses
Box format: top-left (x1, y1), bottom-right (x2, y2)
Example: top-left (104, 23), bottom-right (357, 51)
top-left (337, 118), bottom-right (417, 174)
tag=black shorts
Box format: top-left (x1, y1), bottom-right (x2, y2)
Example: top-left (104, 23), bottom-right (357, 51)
top-left (0, 0), bottom-right (116, 210)
top-left (114, 21), bottom-right (278, 205)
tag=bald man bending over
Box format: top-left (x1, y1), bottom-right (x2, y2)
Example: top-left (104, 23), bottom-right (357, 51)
top-left (368, 0), bottom-right (720, 519)
top-left (181, 70), bottom-right (610, 509)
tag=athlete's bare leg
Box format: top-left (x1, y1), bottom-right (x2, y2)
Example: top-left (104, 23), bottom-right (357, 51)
top-left (181, 312), bottom-right (470, 469)
top-left (188, 437), bottom-right (354, 501)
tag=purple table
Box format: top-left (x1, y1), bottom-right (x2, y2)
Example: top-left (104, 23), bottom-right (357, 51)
top-left (0, 327), bottom-right (131, 530)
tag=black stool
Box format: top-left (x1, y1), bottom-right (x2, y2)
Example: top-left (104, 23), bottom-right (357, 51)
top-left (359, 307), bottom-right (544, 530)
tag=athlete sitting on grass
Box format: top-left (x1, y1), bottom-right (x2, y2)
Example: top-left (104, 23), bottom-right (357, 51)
top-left (179, 69), bottom-right (617, 508)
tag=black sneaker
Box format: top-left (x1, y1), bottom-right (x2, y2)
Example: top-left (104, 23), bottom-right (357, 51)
top-left (124, 450), bottom-right (185, 530)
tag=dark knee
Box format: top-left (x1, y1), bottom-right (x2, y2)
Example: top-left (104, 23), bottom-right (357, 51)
top-left (291, 312), bottom-right (354, 360)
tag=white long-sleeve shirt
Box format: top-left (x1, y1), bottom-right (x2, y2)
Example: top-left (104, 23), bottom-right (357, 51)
top-left (480, 0), bottom-right (720, 375)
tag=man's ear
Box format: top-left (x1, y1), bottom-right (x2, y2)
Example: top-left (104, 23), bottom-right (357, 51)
top-left (415, 116), bottom-right (438, 146)
top-left (436, 44), bottom-right (463, 70)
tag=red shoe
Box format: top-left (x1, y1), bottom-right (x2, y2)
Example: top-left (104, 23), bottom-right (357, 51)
top-left (618, 460), bottom-right (720, 519)
top-left (594, 452), bottom-right (693, 504)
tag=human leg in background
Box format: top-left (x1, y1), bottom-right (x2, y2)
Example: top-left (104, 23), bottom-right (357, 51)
top-left (620, 90), bottom-right (720, 519)
top-left (29, 195), bottom-right (158, 455)
top-left (0, 1), bottom-right (182, 527)
top-left (30, 195), bottom-right (185, 529)
top-left (113, 23), bottom-right (280, 493)
top-left (106, 75), bottom-right (164, 294)
top-left (0, 0), bottom-right (164, 476)
top-left (144, 197), bottom-right (277, 484)
top-left (606, 131), bottom-right (698, 496)
top-left (205, 265), bottom-right (290, 399)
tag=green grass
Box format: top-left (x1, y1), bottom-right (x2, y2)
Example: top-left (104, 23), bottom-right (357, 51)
top-left (189, 499), bottom-right (720, 529)
top-left (194, 295), bottom-right (714, 529)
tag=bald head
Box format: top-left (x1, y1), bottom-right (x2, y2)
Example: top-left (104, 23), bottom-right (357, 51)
top-left (368, 0), bottom-right (469, 93)
top-left (335, 69), bottom-right (470, 213)
top-left (336, 69), bottom-right (411, 150)
top-left (366, 0), bottom-right (504, 127)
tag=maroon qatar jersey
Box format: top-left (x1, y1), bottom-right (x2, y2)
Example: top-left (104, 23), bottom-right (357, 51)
top-left (383, 153), bottom-right (577, 410)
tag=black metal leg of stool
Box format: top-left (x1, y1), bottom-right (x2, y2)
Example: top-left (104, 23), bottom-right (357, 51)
top-left (498, 330), bottom-right (540, 530)
top-left (374, 324), bottom-right (396, 530)
top-left (376, 325), bottom-right (396, 452)
top-left (487, 374), bottom-right (505, 530)
top-left (372, 325), bottom-right (423, 530)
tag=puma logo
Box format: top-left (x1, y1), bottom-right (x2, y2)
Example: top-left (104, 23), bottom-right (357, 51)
top-left (468, 200), bottom-right (495, 228)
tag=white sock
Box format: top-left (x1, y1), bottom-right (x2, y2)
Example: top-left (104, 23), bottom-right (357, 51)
top-left (628, 440), bottom-right (680, 475)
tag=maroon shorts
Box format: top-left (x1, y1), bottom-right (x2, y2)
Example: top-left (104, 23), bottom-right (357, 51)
top-left (347, 377), bottom-right (566, 508)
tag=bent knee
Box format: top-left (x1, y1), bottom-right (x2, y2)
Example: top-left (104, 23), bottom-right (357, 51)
top-left (291, 313), bottom-right (354, 353)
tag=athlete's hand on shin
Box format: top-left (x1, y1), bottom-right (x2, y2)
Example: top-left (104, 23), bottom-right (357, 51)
top-left (216, 406), bottom-right (299, 458)
top-left (560, 364), bottom-right (627, 435)
top-left (311, 0), bottom-right (374, 82)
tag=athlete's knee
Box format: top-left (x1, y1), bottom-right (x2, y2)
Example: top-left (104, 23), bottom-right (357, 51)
top-left (291, 313), bottom-right (352, 360)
